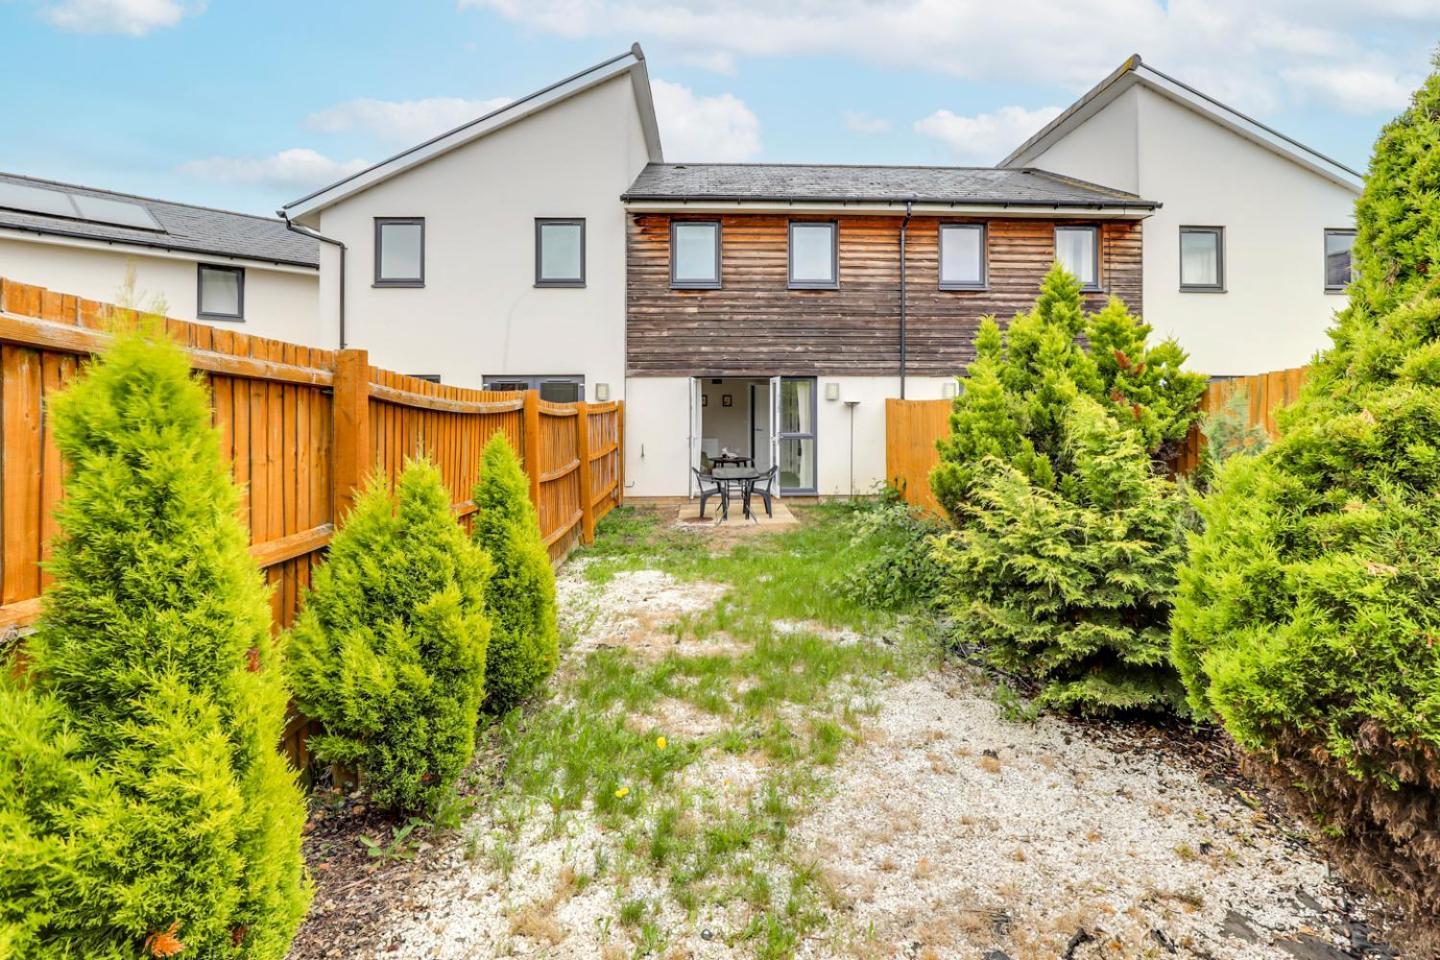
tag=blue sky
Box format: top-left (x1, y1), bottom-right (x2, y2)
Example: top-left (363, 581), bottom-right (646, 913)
top-left (1, 0), bottom-right (1435, 216)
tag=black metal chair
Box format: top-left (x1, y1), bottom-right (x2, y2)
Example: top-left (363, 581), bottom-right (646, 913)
top-left (744, 466), bottom-right (778, 519)
top-left (693, 467), bottom-right (729, 520)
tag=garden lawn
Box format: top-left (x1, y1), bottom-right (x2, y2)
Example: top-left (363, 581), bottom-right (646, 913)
top-left (292, 504), bottom-right (1393, 960)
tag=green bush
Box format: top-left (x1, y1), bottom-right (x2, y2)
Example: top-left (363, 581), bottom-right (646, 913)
top-left (934, 398), bottom-right (1186, 713)
top-left (471, 433), bottom-right (558, 711)
top-left (1172, 59), bottom-right (1440, 912)
top-left (928, 264), bottom-right (1201, 714)
top-left (0, 331), bottom-right (309, 959)
top-left (830, 488), bottom-right (947, 610)
top-left (931, 263), bottom-right (1204, 524)
top-left (288, 457), bottom-right (492, 814)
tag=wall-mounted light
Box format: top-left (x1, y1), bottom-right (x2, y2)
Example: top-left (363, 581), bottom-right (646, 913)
top-left (941, 381), bottom-right (958, 399)
top-left (824, 382), bottom-right (841, 401)
top-left (595, 383), bottom-right (611, 401)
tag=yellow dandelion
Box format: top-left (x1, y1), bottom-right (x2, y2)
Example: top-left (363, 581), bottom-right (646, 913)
top-left (614, 786), bottom-right (630, 799)
top-left (656, 736), bottom-right (668, 750)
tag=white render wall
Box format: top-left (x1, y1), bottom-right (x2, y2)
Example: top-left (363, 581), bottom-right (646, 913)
top-left (624, 374), bottom-right (956, 498)
top-left (0, 232), bottom-right (321, 343)
top-left (308, 75), bottom-right (649, 394)
top-left (1028, 84), bottom-right (1359, 376)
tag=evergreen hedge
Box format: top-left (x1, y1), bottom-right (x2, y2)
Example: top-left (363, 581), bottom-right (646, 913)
top-left (930, 265), bottom-right (1203, 713)
top-left (0, 331), bottom-right (309, 959)
top-left (288, 458), bottom-right (492, 814)
top-left (471, 434), bottom-right (558, 712)
top-left (1172, 59), bottom-right (1440, 912)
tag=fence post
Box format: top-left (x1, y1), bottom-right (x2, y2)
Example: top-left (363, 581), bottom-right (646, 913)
top-left (522, 389), bottom-right (542, 513)
top-left (575, 401), bottom-right (595, 544)
top-left (332, 348), bottom-right (370, 523)
top-left (616, 400), bottom-right (625, 506)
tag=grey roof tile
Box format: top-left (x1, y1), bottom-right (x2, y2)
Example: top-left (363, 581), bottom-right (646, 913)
top-left (0, 171), bottom-right (319, 268)
top-left (622, 163), bottom-right (1155, 208)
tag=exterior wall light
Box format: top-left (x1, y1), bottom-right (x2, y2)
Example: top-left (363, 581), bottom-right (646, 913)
top-left (941, 380), bottom-right (959, 399)
top-left (595, 382), bottom-right (611, 401)
top-left (824, 382), bottom-right (841, 401)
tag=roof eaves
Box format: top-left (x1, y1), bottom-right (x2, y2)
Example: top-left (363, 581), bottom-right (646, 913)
top-left (284, 46), bottom-right (649, 218)
top-left (999, 54), bottom-right (1142, 168)
top-left (0, 219), bottom-right (320, 269)
top-left (619, 193), bottom-right (1159, 209)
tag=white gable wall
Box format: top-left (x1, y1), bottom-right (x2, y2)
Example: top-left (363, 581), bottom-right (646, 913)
top-left (1132, 86), bottom-right (1355, 375)
top-left (0, 230), bottom-right (320, 343)
top-left (1027, 86), bottom-right (1140, 195)
top-left (309, 74), bottom-right (649, 395)
top-left (1026, 83), bottom-right (1358, 376)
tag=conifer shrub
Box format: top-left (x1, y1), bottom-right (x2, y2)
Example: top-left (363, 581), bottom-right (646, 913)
top-left (930, 263), bottom-right (1204, 524)
top-left (934, 397), bottom-right (1187, 713)
top-left (1172, 60), bottom-right (1440, 913)
top-left (288, 457), bottom-right (492, 814)
top-left (0, 331), bottom-right (309, 959)
top-left (471, 433), bottom-right (558, 711)
top-left (928, 264), bottom-right (1202, 713)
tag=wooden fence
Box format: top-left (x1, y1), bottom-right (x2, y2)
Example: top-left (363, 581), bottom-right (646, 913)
top-left (886, 367), bottom-right (1310, 514)
top-left (0, 277), bottom-right (622, 758)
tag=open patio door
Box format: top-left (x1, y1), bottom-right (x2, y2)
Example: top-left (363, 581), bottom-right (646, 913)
top-left (768, 376), bottom-right (782, 499)
top-left (688, 377), bottom-right (703, 497)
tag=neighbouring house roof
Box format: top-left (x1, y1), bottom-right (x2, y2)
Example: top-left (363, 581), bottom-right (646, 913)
top-left (621, 162), bottom-right (1158, 210)
top-left (283, 44), bottom-right (664, 220)
top-left (0, 170), bottom-right (319, 269)
top-left (1001, 54), bottom-right (1364, 192)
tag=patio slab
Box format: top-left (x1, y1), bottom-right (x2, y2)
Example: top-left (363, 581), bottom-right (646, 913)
top-left (675, 499), bottom-right (799, 527)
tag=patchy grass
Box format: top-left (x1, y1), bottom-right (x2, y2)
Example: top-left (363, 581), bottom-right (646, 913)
top-left (474, 501), bottom-right (939, 957)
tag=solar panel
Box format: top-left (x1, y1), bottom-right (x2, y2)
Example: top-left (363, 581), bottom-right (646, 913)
top-left (71, 194), bottom-right (162, 231)
top-left (0, 181), bottom-right (79, 218)
top-left (0, 180), bottom-right (163, 232)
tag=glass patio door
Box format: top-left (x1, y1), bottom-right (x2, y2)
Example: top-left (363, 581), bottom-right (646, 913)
top-left (770, 376), bottom-right (816, 494)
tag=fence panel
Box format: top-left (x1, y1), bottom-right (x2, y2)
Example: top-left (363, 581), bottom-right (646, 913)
top-left (0, 277), bottom-right (621, 636)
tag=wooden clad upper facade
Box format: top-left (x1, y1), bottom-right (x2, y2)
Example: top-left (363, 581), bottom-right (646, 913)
top-left (625, 213), bottom-right (1144, 378)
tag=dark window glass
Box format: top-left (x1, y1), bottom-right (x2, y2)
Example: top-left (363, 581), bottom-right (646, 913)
top-left (1325, 229), bottom-right (1356, 292)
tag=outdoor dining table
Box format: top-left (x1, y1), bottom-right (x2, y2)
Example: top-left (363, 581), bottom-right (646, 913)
top-left (711, 466), bottom-right (765, 519)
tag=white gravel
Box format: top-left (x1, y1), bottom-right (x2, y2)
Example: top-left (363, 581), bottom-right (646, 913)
top-left (362, 566), bottom-right (1383, 960)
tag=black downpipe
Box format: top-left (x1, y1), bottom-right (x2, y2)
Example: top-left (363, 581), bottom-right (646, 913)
top-left (899, 200), bottom-right (913, 399)
top-left (279, 214), bottom-right (347, 349)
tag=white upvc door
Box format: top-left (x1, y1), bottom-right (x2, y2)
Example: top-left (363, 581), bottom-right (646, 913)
top-left (769, 376), bottom-right (783, 499)
top-left (688, 377), bottom-right (704, 497)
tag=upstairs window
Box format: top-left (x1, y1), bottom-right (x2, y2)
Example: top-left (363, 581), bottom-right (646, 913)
top-left (536, 219), bottom-right (585, 287)
top-left (671, 221), bottom-right (721, 288)
top-left (788, 221), bottom-right (838, 289)
top-left (1054, 225), bottom-right (1099, 289)
top-left (1325, 229), bottom-right (1356, 293)
top-left (197, 264), bottom-right (244, 320)
top-left (1180, 226), bottom-right (1225, 292)
top-left (375, 217), bottom-right (424, 286)
top-left (939, 223), bottom-right (986, 290)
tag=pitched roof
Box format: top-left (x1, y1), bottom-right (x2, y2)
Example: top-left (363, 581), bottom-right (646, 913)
top-left (622, 162), bottom-right (1156, 208)
top-left (0, 170), bottom-right (318, 268)
top-left (283, 44), bottom-right (663, 220)
top-left (1001, 54), bottom-right (1364, 192)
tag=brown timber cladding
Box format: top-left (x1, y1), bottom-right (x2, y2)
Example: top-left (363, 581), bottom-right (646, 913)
top-left (0, 277), bottom-right (624, 766)
top-left (627, 214), bottom-right (1143, 377)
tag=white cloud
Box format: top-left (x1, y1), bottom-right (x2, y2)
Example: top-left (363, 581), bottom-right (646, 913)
top-left (306, 96), bottom-right (513, 145)
top-left (844, 111), bottom-right (890, 135)
top-left (177, 148), bottom-right (369, 190)
top-left (1283, 66), bottom-right (1419, 115)
top-left (914, 105), bottom-right (1064, 164)
top-left (37, 0), bottom-right (200, 35)
top-left (461, 0), bottom-right (1438, 117)
top-left (651, 78), bottom-right (761, 161)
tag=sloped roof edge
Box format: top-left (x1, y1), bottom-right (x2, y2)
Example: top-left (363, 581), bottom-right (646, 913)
top-left (1000, 54), bottom-right (1363, 193)
top-left (283, 44), bottom-right (663, 219)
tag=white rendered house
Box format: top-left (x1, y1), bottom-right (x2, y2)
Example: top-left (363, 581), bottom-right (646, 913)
top-left (1001, 55), bottom-right (1363, 376)
top-left (0, 171), bottom-right (319, 343)
top-left (282, 45), bottom-right (662, 401)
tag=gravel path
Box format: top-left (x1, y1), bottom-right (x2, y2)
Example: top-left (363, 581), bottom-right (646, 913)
top-left (319, 563), bottom-right (1391, 960)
